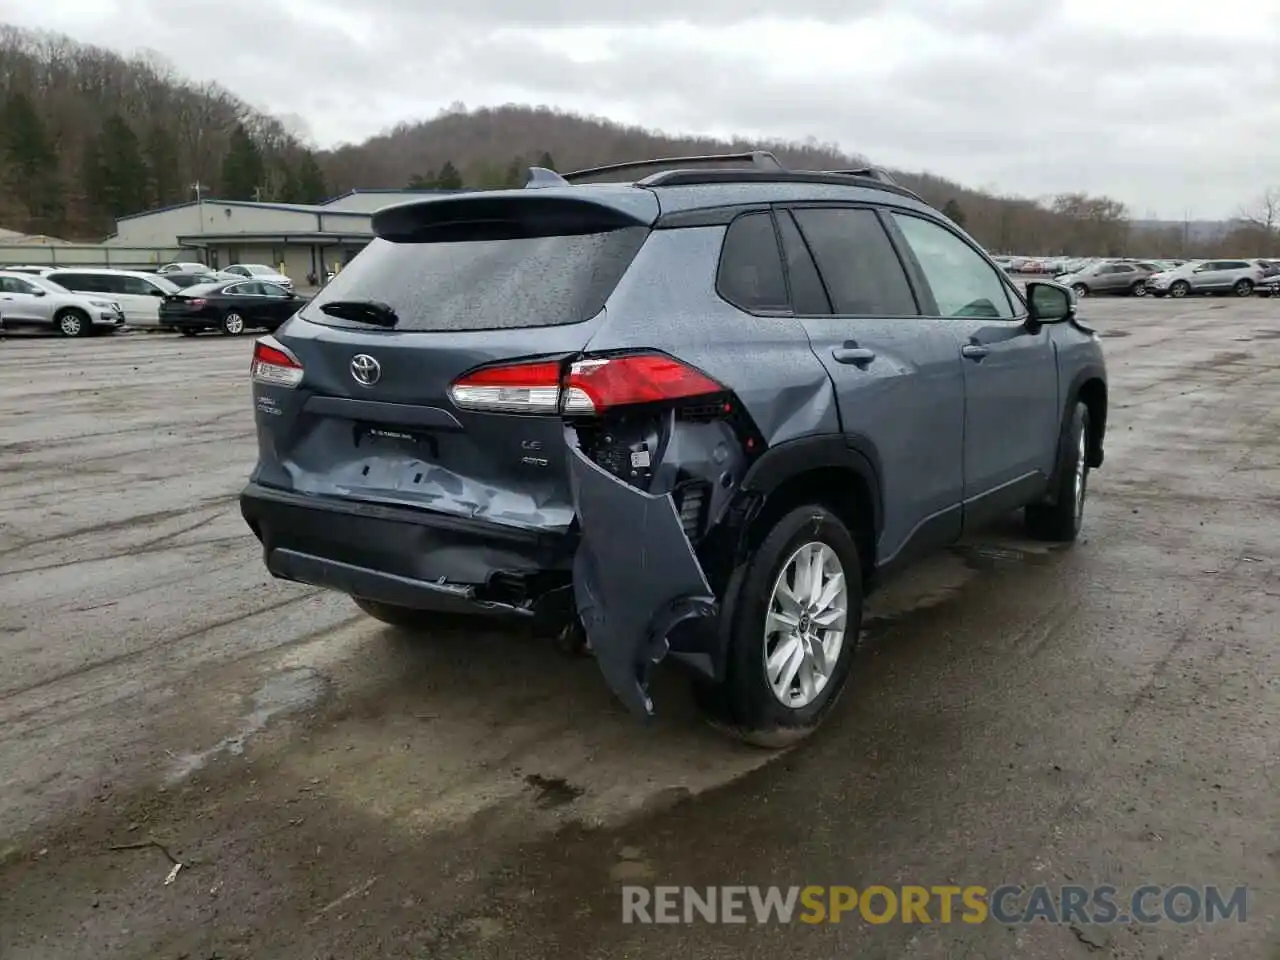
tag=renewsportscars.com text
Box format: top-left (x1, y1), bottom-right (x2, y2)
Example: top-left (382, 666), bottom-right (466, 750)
top-left (622, 884), bottom-right (1248, 925)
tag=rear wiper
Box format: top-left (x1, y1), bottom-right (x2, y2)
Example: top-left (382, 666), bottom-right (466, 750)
top-left (319, 300), bottom-right (399, 328)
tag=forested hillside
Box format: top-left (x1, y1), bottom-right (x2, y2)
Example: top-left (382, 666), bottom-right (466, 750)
top-left (0, 26), bottom-right (325, 240)
top-left (2, 25), bottom-right (1267, 256)
top-left (321, 104), bottom-right (1252, 258)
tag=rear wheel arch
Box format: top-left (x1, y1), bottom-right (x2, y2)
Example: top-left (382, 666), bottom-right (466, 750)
top-left (737, 435), bottom-right (881, 583)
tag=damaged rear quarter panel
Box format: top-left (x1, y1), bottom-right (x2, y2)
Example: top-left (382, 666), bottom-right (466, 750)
top-left (565, 225), bottom-right (845, 715)
top-left (566, 430), bottom-right (716, 717)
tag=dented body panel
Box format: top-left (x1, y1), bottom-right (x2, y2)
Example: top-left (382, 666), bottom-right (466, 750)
top-left (241, 177), bottom-right (1107, 721)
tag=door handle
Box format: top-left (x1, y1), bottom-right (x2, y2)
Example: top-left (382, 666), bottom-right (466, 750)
top-left (832, 343), bottom-right (876, 366)
top-left (961, 344), bottom-right (989, 361)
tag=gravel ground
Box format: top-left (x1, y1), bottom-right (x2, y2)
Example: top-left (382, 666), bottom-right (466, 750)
top-left (0, 297), bottom-right (1277, 959)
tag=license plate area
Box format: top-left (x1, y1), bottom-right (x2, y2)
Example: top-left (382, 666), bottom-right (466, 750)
top-left (353, 423), bottom-right (440, 460)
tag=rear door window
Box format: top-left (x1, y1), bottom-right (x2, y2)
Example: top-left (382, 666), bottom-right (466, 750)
top-left (891, 213), bottom-right (1017, 319)
top-left (790, 207), bottom-right (919, 316)
top-left (303, 229), bottom-right (649, 332)
top-left (716, 212), bottom-right (789, 312)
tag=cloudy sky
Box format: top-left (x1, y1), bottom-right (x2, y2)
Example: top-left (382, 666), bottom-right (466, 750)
top-left (3, 0), bottom-right (1278, 218)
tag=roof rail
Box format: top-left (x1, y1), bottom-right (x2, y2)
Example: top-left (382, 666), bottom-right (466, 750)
top-left (561, 151), bottom-right (784, 183)
top-left (637, 167), bottom-right (923, 202)
top-left (820, 167), bottom-right (900, 185)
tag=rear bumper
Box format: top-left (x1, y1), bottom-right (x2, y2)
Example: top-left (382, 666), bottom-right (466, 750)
top-left (159, 312), bottom-right (215, 330)
top-left (239, 482), bottom-right (575, 618)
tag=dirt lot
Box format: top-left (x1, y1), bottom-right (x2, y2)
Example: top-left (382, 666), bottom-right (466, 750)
top-left (1, 298), bottom-right (1278, 959)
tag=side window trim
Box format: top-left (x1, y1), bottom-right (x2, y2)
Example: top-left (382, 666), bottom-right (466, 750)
top-left (780, 202), bottom-right (924, 318)
top-left (890, 211), bottom-right (1025, 321)
top-left (876, 207), bottom-right (939, 316)
top-left (775, 207), bottom-right (832, 317)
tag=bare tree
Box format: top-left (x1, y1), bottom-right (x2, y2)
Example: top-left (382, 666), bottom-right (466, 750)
top-left (1239, 187), bottom-right (1280, 233)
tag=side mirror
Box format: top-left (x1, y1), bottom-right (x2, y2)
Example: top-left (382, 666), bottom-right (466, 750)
top-left (1026, 281), bottom-right (1075, 324)
top-left (33, 289), bottom-right (47, 297)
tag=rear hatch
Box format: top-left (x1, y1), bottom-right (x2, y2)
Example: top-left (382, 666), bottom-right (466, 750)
top-left (254, 189), bottom-right (659, 534)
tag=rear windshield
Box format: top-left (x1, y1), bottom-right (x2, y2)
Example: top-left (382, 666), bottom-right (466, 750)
top-left (301, 229), bottom-right (648, 332)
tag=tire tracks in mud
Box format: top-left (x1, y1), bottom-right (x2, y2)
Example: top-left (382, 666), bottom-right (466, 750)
top-left (0, 493), bottom-right (241, 562)
top-left (0, 587), bottom-right (327, 712)
top-left (0, 608), bottom-right (364, 744)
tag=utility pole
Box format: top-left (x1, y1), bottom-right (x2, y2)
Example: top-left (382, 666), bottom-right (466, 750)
top-left (191, 181), bottom-right (207, 239)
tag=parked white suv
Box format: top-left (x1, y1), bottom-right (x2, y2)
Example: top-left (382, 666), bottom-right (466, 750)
top-left (224, 263), bottom-right (293, 291)
top-left (0, 272), bottom-right (125, 336)
top-left (1146, 259), bottom-right (1263, 298)
top-left (43, 268), bottom-right (180, 328)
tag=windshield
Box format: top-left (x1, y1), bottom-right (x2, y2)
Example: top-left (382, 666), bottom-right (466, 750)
top-left (243, 264), bottom-right (276, 275)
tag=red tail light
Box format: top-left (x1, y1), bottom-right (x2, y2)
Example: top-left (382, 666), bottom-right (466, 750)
top-left (186, 298), bottom-right (207, 307)
top-left (448, 352), bottom-right (724, 415)
top-left (251, 336), bottom-right (304, 388)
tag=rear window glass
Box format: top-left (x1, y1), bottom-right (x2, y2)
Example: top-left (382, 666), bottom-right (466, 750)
top-left (303, 229), bottom-right (648, 332)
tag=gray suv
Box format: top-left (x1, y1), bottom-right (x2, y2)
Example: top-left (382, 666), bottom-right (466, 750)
top-left (1057, 260), bottom-right (1160, 298)
top-left (240, 154), bottom-right (1108, 744)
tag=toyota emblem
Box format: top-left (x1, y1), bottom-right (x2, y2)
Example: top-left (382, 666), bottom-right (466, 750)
top-left (350, 354), bottom-right (381, 386)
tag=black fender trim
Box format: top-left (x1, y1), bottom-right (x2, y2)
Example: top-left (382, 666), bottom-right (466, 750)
top-left (1061, 363), bottom-right (1107, 465)
top-left (738, 432), bottom-right (884, 537)
top-left (684, 434), bottom-right (884, 684)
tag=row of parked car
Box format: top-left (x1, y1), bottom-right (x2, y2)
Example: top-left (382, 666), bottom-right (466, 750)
top-left (995, 256), bottom-right (1280, 299)
top-left (0, 262), bottom-right (306, 337)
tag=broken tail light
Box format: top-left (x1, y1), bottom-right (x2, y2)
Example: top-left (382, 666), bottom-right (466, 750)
top-left (251, 335), bottom-right (304, 388)
top-left (448, 352), bottom-right (725, 415)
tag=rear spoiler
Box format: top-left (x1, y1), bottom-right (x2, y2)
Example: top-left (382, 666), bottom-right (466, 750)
top-left (371, 192), bottom-right (659, 243)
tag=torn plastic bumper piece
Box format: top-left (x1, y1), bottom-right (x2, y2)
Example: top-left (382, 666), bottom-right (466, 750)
top-left (566, 442), bottom-right (717, 717)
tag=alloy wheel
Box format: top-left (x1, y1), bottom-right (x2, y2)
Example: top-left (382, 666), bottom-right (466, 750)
top-left (763, 542), bottom-right (849, 709)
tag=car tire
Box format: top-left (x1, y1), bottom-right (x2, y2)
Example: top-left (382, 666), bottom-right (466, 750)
top-left (1026, 402), bottom-right (1090, 543)
top-left (1071, 283), bottom-right (1089, 298)
top-left (1130, 281), bottom-right (1148, 297)
top-left (1170, 280), bottom-right (1190, 298)
top-left (220, 312), bottom-right (246, 335)
top-left (695, 504), bottom-right (863, 748)
top-left (1233, 279), bottom-right (1253, 297)
top-left (55, 308), bottom-right (90, 338)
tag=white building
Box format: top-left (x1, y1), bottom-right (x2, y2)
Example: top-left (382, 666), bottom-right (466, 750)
top-left (103, 189), bottom-right (452, 283)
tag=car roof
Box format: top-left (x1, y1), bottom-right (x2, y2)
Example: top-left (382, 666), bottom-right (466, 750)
top-left (374, 154), bottom-right (943, 238)
top-left (46, 267), bottom-right (164, 279)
